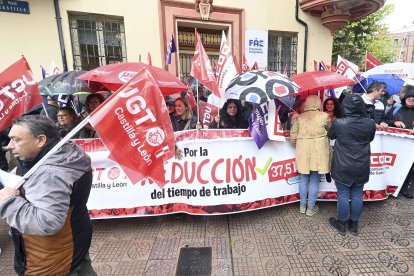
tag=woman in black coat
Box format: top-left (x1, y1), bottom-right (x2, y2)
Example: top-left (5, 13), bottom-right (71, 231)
top-left (211, 99), bottom-right (248, 129)
top-left (328, 94), bottom-right (376, 235)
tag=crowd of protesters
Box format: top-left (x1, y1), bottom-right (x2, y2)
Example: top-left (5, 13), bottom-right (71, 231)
top-left (0, 77), bottom-right (412, 272)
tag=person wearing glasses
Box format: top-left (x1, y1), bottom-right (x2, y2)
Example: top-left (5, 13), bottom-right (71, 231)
top-left (56, 107), bottom-right (79, 139)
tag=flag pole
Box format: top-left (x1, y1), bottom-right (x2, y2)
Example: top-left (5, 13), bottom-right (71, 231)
top-left (365, 50), bottom-right (367, 72)
top-left (14, 118), bottom-right (90, 189)
top-left (196, 80), bottom-right (200, 123)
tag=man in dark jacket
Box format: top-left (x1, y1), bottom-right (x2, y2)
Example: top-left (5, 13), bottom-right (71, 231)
top-left (385, 85), bottom-right (414, 198)
top-left (362, 82), bottom-right (388, 129)
top-left (328, 94), bottom-right (376, 235)
top-left (0, 115), bottom-right (96, 275)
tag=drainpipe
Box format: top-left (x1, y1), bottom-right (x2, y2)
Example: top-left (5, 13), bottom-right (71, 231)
top-left (295, 0), bottom-right (308, 72)
top-left (54, 0), bottom-right (68, 71)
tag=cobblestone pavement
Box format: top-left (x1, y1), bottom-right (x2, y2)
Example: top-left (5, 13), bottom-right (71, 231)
top-left (0, 197), bottom-right (413, 275)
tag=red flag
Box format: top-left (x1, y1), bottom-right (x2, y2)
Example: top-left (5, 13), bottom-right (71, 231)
top-left (198, 100), bottom-right (220, 128)
top-left (211, 59), bottom-right (218, 77)
top-left (365, 51), bottom-right (383, 71)
top-left (190, 30), bottom-right (219, 98)
top-left (241, 54), bottom-right (250, 73)
top-left (147, 52), bottom-right (152, 65)
top-left (232, 55), bottom-right (241, 75)
top-left (0, 56), bottom-right (43, 131)
top-left (251, 61), bottom-right (258, 70)
top-left (313, 60), bottom-right (319, 71)
top-left (88, 68), bottom-right (175, 187)
top-left (186, 85), bottom-right (198, 112)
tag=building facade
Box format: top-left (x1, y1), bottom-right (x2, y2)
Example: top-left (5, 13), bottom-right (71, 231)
top-left (391, 25), bottom-right (414, 63)
top-left (1, 0), bottom-right (384, 81)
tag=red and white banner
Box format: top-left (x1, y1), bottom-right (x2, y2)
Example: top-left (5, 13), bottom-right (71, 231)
top-left (73, 128), bottom-right (413, 219)
top-left (241, 54), bottom-right (250, 73)
top-left (88, 68), bottom-right (175, 187)
top-left (266, 100), bottom-right (285, 141)
top-left (336, 55), bottom-right (359, 80)
top-left (198, 100), bottom-right (220, 129)
top-left (216, 31), bottom-right (238, 99)
top-left (190, 31), bottom-right (219, 98)
top-left (0, 56), bottom-right (43, 131)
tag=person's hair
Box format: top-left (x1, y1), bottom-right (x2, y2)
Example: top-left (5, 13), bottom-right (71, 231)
top-left (174, 97), bottom-right (193, 120)
top-left (14, 115), bottom-right (60, 142)
top-left (219, 99), bottom-right (245, 128)
top-left (323, 97), bottom-right (344, 118)
top-left (400, 84), bottom-right (414, 99)
top-left (367, 82), bottom-right (386, 94)
top-left (85, 93), bottom-right (105, 113)
top-left (57, 107), bottom-right (78, 127)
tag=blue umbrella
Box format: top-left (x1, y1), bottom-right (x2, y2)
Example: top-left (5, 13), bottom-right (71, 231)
top-left (353, 74), bottom-right (404, 95)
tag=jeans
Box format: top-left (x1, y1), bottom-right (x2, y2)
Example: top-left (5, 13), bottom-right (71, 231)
top-left (299, 172), bottom-right (321, 207)
top-left (335, 181), bottom-right (364, 221)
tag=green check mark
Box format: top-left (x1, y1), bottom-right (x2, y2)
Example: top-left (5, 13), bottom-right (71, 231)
top-left (255, 157), bottom-right (273, 175)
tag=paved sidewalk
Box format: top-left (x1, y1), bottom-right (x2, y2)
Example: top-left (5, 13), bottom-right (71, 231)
top-left (0, 197), bottom-right (413, 275)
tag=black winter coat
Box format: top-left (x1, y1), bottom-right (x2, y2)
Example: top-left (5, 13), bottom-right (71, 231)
top-left (328, 94), bottom-right (376, 186)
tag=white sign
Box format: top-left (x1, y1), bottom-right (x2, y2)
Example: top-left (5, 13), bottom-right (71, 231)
top-left (245, 29), bottom-right (268, 69)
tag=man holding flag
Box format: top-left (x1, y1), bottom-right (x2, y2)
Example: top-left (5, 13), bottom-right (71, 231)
top-left (0, 115), bottom-right (96, 275)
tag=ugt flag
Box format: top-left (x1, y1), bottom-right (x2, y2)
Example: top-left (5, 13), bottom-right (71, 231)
top-left (216, 31), bottom-right (239, 99)
top-left (0, 56), bottom-right (43, 131)
top-left (88, 68), bottom-right (175, 187)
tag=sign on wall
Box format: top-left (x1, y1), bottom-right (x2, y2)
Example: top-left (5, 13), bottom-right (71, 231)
top-left (0, 0), bottom-right (30, 14)
top-left (245, 29), bottom-right (268, 69)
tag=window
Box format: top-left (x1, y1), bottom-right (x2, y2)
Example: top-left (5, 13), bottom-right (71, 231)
top-left (69, 13), bottom-right (127, 70)
top-left (267, 31), bottom-right (297, 76)
top-left (177, 28), bottom-right (221, 81)
top-left (394, 38), bottom-right (399, 47)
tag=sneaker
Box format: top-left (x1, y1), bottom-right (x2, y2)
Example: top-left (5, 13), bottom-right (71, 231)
top-left (306, 205), bottom-right (319, 216)
top-left (300, 204), bottom-right (306, 214)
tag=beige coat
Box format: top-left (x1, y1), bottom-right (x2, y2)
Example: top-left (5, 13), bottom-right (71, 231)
top-left (290, 95), bottom-right (331, 174)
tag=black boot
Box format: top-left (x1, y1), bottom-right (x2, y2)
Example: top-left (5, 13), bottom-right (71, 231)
top-left (347, 219), bottom-right (359, 235)
top-left (329, 218), bottom-right (346, 235)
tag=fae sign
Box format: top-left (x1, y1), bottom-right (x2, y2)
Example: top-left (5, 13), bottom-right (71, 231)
top-left (0, 0), bottom-right (30, 14)
top-left (245, 29), bottom-right (268, 69)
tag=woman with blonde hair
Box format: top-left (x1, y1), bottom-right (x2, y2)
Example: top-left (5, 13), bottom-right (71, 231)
top-left (290, 95), bottom-right (331, 216)
top-left (170, 97), bottom-right (198, 131)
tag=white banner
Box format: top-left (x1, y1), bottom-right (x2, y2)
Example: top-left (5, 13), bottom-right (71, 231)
top-left (245, 29), bottom-right (268, 69)
top-left (73, 129), bottom-right (414, 218)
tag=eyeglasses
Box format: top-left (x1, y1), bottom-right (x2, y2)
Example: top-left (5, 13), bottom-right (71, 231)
top-left (57, 114), bottom-right (68, 118)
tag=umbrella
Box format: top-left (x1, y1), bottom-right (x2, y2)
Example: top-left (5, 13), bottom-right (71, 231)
top-left (77, 62), bottom-right (187, 95)
top-left (38, 70), bottom-right (105, 97)
top-left (363, 62), bottom-right (414, 79)
top-left (290, 71), bottom-right (355, 94)
top-left (225, 71), bottom-right (300, 104)
top-left (353, 74), bottom-right (405, 95)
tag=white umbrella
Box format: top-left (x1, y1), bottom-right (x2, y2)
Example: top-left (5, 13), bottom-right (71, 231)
top-left (363, 62), bottom-right (414, 79)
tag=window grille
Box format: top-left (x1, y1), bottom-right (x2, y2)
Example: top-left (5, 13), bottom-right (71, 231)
top-left (69, 14), bottom-right (127, 70)
top-left (177, 28), bottom-right (221, 81)
top-left (267, 31), bottom-right (297, 76)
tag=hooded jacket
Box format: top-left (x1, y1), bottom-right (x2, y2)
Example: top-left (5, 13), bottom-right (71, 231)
top-left (290, 95), bottom-right (331, 174)
top-left (385, 88), bottom-right (414, 129)
top-left (328, 94), bottom-right (376, 186)
top-left (0, 141), bottom-right (93, 275)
